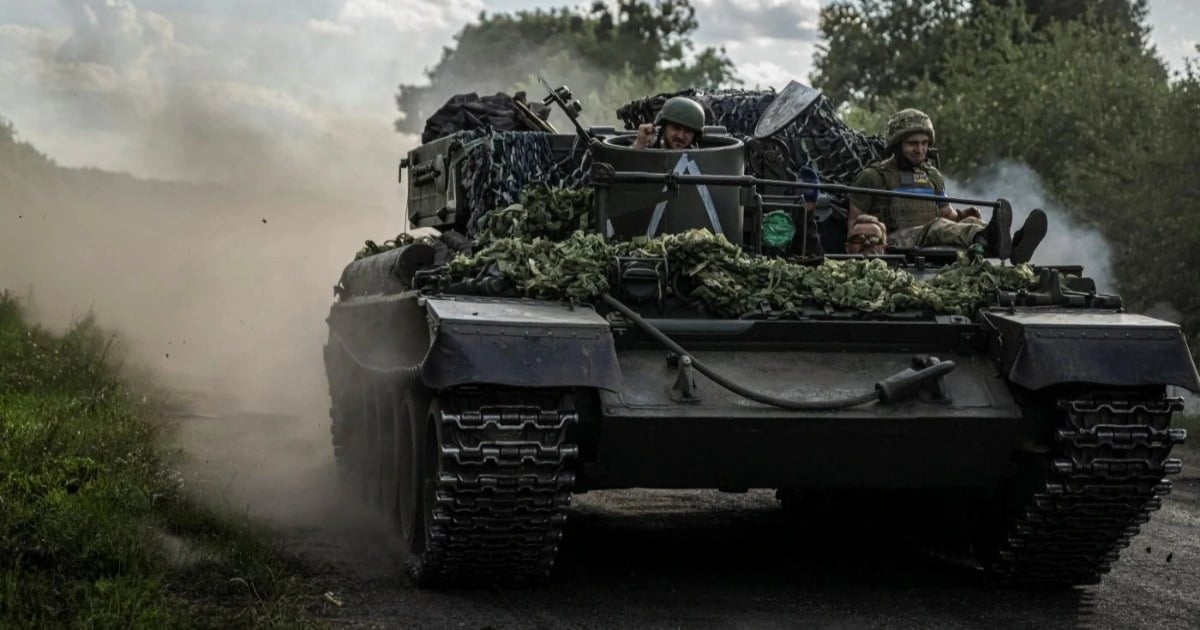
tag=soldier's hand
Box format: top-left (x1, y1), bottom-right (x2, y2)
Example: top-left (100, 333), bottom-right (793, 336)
top-left (958, 207), bottom-right (981, 220)
top-left (634, 123), bottom-right (656, 148)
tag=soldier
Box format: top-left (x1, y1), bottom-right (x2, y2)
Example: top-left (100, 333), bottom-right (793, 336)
top-left (847, 108), bottom-right (1047, 263)
top-left (633, 96), bottom-right (705, 150)
top-left (845, 214), bottom-right (888, 255)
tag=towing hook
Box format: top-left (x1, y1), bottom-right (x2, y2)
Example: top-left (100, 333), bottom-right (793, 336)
top-left (669, 354), bottom-right (700, 403)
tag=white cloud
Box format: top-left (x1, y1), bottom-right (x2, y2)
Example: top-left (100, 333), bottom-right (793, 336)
top-left (1161, 37), bottom-right (1198, 75)
top-left (0, 24), bottom-right (59, 89)
top-left (0, 22), bottom-right (54, 48)
top-left (338, 0), bottom-right (483, 33)
top-left (736, 60), bottom-right (793, 90)
top-left (715, 36), bottom-right (821, 90)
top-left (54, 0), bottom-right (177, 71)
top-left (692, 0), bottom-right (821, 43)
top-left (307, 18), bottom-right (356, 36)
top-left (0, 0), bottom-right (481, 190)
top-left (1145, 0), bottom-right (1200, 74)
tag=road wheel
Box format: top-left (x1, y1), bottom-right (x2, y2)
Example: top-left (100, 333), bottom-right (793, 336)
top-left (368, 378), bottom-right (397, 513)
top-left (389, 376), bottom-right (430, 553)
top-left (407, 395), bottom-right (442, 585)
top-left (326, 341), bottom-right (364, 498)
top-left (360, 378), bottom-right (383, 507)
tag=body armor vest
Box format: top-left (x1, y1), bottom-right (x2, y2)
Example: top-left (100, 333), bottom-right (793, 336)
top-left (865, 158), bottom-right (944, 232)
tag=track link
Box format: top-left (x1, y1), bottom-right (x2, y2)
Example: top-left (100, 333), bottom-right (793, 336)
top-left (986, 395), bottom-right (1187, 585)
top-left (414, 388), bottom-right (579, 586)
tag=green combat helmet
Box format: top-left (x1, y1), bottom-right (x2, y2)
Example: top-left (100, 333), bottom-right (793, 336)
top-left (655, 96), bottom-right (706, 138)
top-left (886, 108), bottom-right (935, 149)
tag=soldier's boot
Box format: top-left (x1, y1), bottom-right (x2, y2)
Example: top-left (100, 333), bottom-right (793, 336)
top-left (1009, 209), bottom-right (1048, 264)
top-left (973, 200), bottom-right (1013, 260)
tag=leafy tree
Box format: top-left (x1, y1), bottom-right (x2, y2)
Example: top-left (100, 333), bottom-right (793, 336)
top-left (1016, 0), bottom-right (1149, 44)
top-left (395, 0), bottom-right (735, 133)
top-left (924, 3), bottom-right (1169, 220)
top-left (1112, 60), bottom-right (1200, 348)
top-left (0, 116), bottom-right (55, 180)
top-left (812, 0), bottom-right (1152, 107)
top-left (812, 0), bottom-right (970, 107)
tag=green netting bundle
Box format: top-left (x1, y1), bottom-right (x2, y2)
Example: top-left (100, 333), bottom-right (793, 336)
top-left (354, 231), bottom-right (437, 260)
top-left (448, 232), bottom-right (612, 300)
top-left (446, 185), bottom-right (1038, 317)
top-left (451, 230), bottom-right (1036, 317)
top-left (475, 185), bottom-right (594, 242)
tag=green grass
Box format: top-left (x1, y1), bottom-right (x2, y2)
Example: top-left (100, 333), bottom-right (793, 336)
top-left (0, 292), bottom-right (318, 629)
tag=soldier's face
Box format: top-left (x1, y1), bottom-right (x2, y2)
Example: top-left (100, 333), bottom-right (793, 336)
top-left (900, 133), bottom-right (930, 165)
top-left (662, 123), bottom-right (696, 149)
top-left (846, 224), bottom-right (886, 255)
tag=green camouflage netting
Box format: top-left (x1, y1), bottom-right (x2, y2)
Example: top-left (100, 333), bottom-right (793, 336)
top-left (475, 185), bottom-right (594, 242)
top-left (354, 231), bottom-right (436, 260)
top-left (448, 186), bottom-right (1037, 317)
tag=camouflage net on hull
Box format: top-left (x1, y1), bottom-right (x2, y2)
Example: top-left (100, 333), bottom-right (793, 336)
top-left (448, 186), bottom-right (1037, 317)
top-left (455, 130), bottom-right (591, 236)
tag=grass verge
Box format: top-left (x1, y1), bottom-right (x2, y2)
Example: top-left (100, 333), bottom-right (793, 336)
top-left (0, 292), bottom-right (318, 628)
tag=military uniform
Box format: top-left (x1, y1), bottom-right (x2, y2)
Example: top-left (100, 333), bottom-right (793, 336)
top-left (849, 156), bottom-right (986, 248)
top-left (849, 108), bottom-right (996, 250)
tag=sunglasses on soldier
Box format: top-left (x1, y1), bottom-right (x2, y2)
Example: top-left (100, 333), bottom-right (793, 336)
top-left (846, 234), bottom-right (885, 246)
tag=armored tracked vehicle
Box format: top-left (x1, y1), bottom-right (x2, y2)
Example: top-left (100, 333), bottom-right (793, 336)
top-left (324, 83), bottom-right (1198, 587)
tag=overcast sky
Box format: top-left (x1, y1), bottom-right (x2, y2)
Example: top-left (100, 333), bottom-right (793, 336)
top-left (0, 0), bottom-right (1195, 184)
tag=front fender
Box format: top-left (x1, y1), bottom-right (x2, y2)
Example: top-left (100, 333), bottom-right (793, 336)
top-left (420, 297), bottom-right (623, 391)
top-left (983, 310), bottom-right (1200, 392)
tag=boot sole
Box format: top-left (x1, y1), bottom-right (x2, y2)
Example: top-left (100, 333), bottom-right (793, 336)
top-left (1011, 209), bottom-right (1048, 264)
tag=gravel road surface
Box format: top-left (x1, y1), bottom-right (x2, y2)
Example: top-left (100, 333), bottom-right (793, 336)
top-left (174, 412), bottom-right (1199, 630)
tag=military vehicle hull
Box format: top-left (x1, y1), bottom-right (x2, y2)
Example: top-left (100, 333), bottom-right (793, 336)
top-left (326, 290), bottom-right (1197, 587)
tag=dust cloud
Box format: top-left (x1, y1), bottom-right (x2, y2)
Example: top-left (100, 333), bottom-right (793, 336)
top-left (0, 156), bottom-right (409, 536)
top-left (2, 66), bottom-right (414, 557)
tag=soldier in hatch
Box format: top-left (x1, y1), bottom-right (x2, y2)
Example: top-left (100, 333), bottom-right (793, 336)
top-left (845, 214), bottom-right (888, 255)
top-left (847, 108), bottom-right (1047, 263)
top-left (633, 96), bottom-right (705, 150)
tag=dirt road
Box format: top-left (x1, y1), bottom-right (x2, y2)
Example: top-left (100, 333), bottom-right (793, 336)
top-left (174, 412), bottom-right (1199, 630)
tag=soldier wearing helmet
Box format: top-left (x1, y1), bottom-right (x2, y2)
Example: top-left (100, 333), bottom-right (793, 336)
top-left (848, 108), bottom-right (1047, 263)
top-left (633, 96), bottom-right (706, 150)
